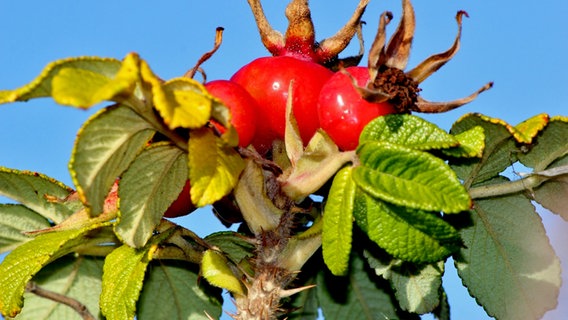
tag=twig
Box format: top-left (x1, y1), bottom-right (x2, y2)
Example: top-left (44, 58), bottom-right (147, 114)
top-left (25, 282), bottom-right (96, 320)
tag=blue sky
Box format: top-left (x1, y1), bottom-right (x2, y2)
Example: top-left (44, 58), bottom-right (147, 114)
top-left (0, 1), bottom-right (567, 319)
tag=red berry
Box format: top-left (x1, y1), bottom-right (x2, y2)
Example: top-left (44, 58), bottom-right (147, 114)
top-left (205, 80), bottom-right (258, 148)
top-left (318, 66), bottom-right (397, 150)
top-left (163, 180), bottom-right (196, 218)
top-left (231, 56), bottom-right (334, 148)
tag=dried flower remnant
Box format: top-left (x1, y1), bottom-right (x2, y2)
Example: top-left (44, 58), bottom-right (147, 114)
top-left (353, 0), bottom-right (493, 114)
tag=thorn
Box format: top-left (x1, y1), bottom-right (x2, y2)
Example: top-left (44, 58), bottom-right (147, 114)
top-left (279, 284), bottom-right (317, 298)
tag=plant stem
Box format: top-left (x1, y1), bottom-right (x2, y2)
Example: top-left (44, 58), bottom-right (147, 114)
top-left (25, 282), bottom-right (96, 320)
top-left (469, 174), bottom-right (546, 199)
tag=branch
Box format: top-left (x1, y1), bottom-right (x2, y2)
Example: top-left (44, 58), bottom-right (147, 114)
top-left (25, 282), bottom-right (96, 320)
top-left (468, 164), bottom-right (568, 199)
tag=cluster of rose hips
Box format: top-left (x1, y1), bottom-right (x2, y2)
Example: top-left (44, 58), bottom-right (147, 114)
top-left (165, 0), bottom-right (490, 218)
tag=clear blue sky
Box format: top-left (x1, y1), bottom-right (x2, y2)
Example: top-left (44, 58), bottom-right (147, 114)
top-left (0, 1), bottom-right (567, 319)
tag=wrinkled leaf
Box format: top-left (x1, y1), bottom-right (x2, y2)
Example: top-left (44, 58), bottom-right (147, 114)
top-left (13, 256), bottom-right (103, 320)
top-left (138, 261), bottom-right (222, 320)
top-left (0, 54), bottom-right (140, 108)
top-left (201, 249), bottom-right (245, 296)
top-left (356, 191), bottom-right (461, 263)
top-left (354, 142), bottom-right (470, 213)
top-left (360, 114), bottom-right (458, 150)
top-left (0, 204), bottom-right (50, 253)
top-left (442, 126), bottom-right (485, 158)
top-left (452, 179), bottom-right (561, 320)
top-left (0, 224), bottom-right (107, 317)
top-left (70, 105), bottom-right (155, 216)
top-left (188, 128), bottom-right (245, 207)
top-left (100, 243), bottom-right (158, 320)
top-left (0, 168), bottom-right (75, 223)
top-left (322, 167), bottom-right (356, 276)
top-left (116, 143), bottom-right (187, 248)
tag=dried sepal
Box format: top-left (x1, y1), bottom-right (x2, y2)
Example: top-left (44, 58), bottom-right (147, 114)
top-left (384, 0), bottom-right (416, 70)
top-left (368, 11), bottom-right (394, 80)
top-left (414, 82), bottom-right (493, 113)
top-left (407, 11), bottom-right (468, 84)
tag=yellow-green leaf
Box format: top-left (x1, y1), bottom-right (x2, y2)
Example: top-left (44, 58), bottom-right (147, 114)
top-left (189, 128), bottom-right (245, 207)
top-left (100, 244), bottom-right (157, 320)
top-left (0, 53), bottom-right (141, 108)
top-left (511, 113), bottom-right (549, 144)
top-left (143, 63), bottom-right (212, 129)
top-left (0, 224), bottom-right (107, 317)
top-left (442, 126), bottom-right (485, 158)
top-left (201, 249), bottom-right (245, 296)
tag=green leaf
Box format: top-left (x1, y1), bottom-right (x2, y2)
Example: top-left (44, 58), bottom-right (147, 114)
top-left (70, 105), bottom-right (155, 216)
top-left (137, 261), bottom-right (222, 320)
top-left (360, 114), bottom-right (458, 150)
top-left (100, 243), bottom-right (158, 320)
top-left (0, 168), bottom-right (75, 223)
top-left (13, 256), bottom-right (103, 320)
top-left (452, 180), bottom-right (561, 320)
top-left (318, 252), bottom-right (413, 320)
top-left (201, 249), bottom-right (246, 296)
top-left (356, 192), bottom-right (460, 263)
top-left (450, 114), bottom-right (519, 186)
top-left (204, 231), bottom-right (255, 264)
top-left (115, 143), bottom-right (187, 248)
top-left (322, 167), bottom-right (356, 276)
top-left (364, 249), bottom-right (444, 314)
top-left (0, 204), bottom-right (50, 253)
top-left (0, 224), bottom-right (106, 317)
top-left (530, 157), bottom-right (568, 220)
top-left (442, 125), bottom-right (485, 158)
top-left (0, 54), bottom-right (140, 108)
top-left (188, 128), bottom-right (245, 207)
top-left (518, 116), bottom-right (568, 171)
top-left (354, 142), bottom-right (470, 213)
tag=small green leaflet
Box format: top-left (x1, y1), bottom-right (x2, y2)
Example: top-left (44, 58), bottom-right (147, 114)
top-left (360, 114), bottom-right (459, 150)
top-left (100, 243), bottom-right (158, 320)
top-left (201, 249), bottom-right (246, 296)
top-left (0, 224), bottom-right (108, 317)
top-left (70, 105), bottom-right (155, 216)
top-left (116, 143), bottom-right (187, 248)
top-left (354, 142), bottom-right (471, 213)
top-left (441, 125), bottom-right (485, 158)
top-left (322, 166), bottom-right (356, 276)
top-left (189, 128), bottom-right (245, 207)
top-left (355, 191), bottom-right (461, 263)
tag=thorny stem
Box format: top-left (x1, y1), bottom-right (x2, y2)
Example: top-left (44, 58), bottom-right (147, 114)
top-left (25, 282), bottom-right (96, 320)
